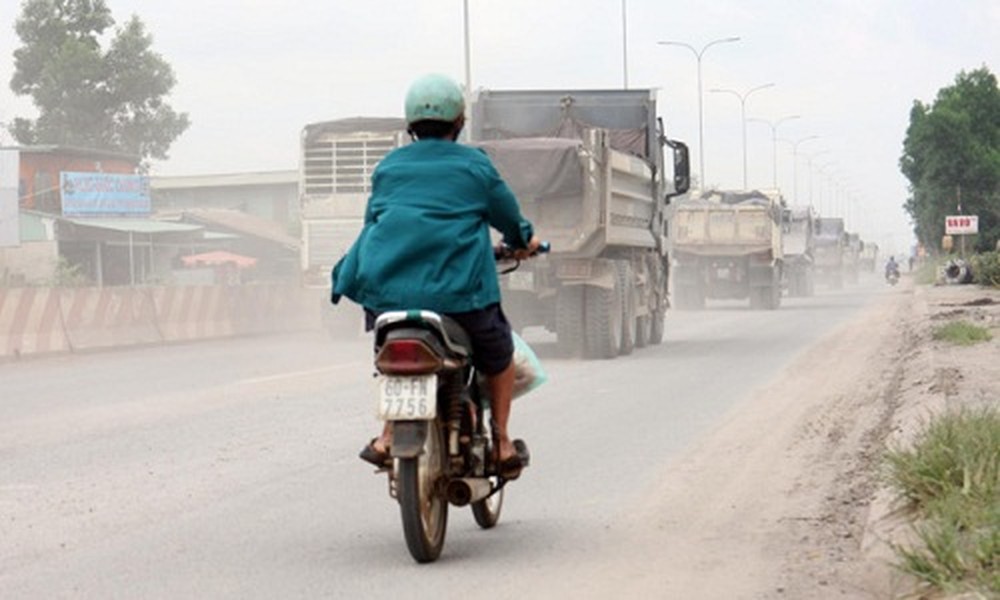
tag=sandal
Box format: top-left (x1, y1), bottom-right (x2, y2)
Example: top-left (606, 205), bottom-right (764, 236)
top-left (498, 439), bottom-right (530, 480)
top-left (359, 438), bottom-right (391, 468)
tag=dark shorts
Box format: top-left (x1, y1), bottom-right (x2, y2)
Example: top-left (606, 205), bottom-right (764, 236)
top-left (365, 303), bottom-right (514, 375)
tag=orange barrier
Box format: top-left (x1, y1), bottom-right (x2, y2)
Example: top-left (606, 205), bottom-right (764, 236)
top-left (152, 286), bottom-right (235, 342)
top-left (0, 288), bottom-right (71, 359)
top-left (60, 287), bottom-right (161, 351)
top-left (0, 284), bottom-right (320, 360)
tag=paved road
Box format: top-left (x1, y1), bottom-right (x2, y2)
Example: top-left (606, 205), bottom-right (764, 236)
top-left (0, 278), bottom-right (892, 598)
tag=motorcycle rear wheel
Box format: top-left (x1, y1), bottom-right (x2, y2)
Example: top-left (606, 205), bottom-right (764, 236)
top-left (471, 413), bottom-right (504, 529)
top-left (398, 420), bottom-right (448, 563)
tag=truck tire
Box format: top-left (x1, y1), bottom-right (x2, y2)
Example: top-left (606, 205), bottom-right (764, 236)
top-left (649, 308), bottom-right (666, 345)
top-left (555, 286), bottom-right (585, 357)
top-left (617, 262), bottom-right (636, 356)
top-left (583, 279), bottom-right (623, 360)
top-left (635, 314), bottom-right (651, 348)
top-left (750, 268), bottom-right (781, 310)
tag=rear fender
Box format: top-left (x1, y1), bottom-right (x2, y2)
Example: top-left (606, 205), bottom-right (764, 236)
top-left (390, 421), bottom-right (429, 458)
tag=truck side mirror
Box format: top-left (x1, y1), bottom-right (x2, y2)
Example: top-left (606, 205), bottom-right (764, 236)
top-left (672, 142), bottom-right (690, 195)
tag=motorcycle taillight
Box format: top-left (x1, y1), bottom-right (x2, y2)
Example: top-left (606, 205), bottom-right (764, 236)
top-left (375, 339), bottom-right (443, 375)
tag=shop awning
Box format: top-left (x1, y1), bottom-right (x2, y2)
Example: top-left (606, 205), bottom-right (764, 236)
top-left (181, 250), bottom-right (257, 268)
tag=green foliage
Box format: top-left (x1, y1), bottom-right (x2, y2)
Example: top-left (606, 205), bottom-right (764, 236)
top-left (971, 251), bottom-right (1000, 288)
top-left (884, 408), bottom-right (1000, 596)
top-left (8, 0), bottom-right (189, 165)
top-left (900, 67), bottom-right (1000, 253)
top-left (931, 320), bottom-right (993, 346)
top-left (49, 256), bottom-right (87, 287)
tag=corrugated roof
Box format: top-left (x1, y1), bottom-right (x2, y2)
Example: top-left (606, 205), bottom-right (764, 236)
top-left (163, 209), bottom-right (298, 249)
top-left (150, 170), bottom-right (297, 190)
top-left (66, 218), bottom-right (204, 234)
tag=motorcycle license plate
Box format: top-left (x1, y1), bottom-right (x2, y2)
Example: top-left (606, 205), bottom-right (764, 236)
top-left (376, 375), bottom-right (437, 421)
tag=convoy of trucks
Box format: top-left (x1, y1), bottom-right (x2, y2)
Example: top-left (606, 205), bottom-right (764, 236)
top-left (296, 87), bottom-right (869, 357)
top-left (469, 89), bottom-right (689, 358)
top-left (667, 190), bottom-right (784, 310)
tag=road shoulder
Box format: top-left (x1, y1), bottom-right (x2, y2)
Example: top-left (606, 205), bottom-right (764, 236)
top-left (574, 281), bottom-right (999, 598)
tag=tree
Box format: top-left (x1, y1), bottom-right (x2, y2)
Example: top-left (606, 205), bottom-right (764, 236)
top-left (8, 0), bottom-right (189, 166)
top-left (900, 67), bottom-right (1000, 252)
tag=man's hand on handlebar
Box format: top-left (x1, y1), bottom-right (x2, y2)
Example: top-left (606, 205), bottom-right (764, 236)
top-left (495, 236), bottom-right (548, 261)
top-left (511, 236), bottom-right (543, 260)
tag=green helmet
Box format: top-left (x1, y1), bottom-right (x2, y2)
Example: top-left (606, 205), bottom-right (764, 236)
top-left (404, 74), bottom-right (465, 124)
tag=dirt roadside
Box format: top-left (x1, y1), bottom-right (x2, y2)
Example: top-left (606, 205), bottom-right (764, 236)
top-left (574, 279), bottom-right (1000, 599)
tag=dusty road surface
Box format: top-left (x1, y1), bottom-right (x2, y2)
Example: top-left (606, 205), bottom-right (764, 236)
top-left (2, 276), bottom-right (993, 599)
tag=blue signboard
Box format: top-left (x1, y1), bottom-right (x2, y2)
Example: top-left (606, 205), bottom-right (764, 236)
top-left (60, 171), bottom-right (151, 217)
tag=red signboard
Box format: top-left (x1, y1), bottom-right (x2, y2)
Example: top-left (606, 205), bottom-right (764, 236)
top-left (945, 215), bottom-right (978, 235)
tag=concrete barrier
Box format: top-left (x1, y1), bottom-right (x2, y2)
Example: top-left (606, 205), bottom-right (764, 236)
top-left (153, 286), bottom-right (235, 342)
top-left (0, 284), bottom-right (321, 361)
top-left (60, 287), bottom-right (161, 350)
top-left (0, 288), bottom-right (71, 359)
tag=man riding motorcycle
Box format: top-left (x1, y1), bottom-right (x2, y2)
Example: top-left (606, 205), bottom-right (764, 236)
top-left (885, 256), bottom-right (900, 279)
top-left (329, 73), bottom-right (541, 479)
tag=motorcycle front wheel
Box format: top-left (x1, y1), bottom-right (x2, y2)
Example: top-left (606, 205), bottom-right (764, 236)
top-left (398, 419), bottom-right (448, 563)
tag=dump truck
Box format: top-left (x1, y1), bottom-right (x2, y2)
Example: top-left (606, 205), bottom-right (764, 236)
top-left (843, 232), bottom-right (862, 284)
top-left (782, 205), bottom-right (816, 297)
top-left (813, 217), bottom-right (845, 288)
top-left (859, 242), bottom-right (879, 273)
top-left (298, 117), bottom-right (409, 333)
top-left (469, 88), bottom-right (690, 358)
top-left (667, 190), bottom-right (784, 310)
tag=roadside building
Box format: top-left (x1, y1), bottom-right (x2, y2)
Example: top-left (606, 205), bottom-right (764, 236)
top-left (150, 171), bottom-right (299, 282)
top-left (1, 145), bottom-right (209, 286)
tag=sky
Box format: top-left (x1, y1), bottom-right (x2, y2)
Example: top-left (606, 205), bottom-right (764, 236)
top-left (1, 0), bottom-right (998, 255)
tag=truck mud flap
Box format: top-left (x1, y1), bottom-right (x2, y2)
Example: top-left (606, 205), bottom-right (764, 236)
top-left (390, 421), bottom-right (429, 459)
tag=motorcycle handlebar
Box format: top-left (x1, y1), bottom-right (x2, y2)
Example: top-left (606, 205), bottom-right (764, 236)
top-left (494, 241), bottom-right (550, 260)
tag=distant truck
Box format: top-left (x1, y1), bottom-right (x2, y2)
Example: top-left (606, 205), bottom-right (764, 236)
top-left (470, 88), bottom-right (690, 358)
top-left (843, 232), bottom-right (862, 284)
top-left (813, 217), bottom-right (845, 288)
top-left (860, 242), bottom-right (879, 273)
top-left (298, 117), bottom-right (409, 332)
top-left (667, 190), bottom-right (784, 310)
top-left (782, 205), bottom-right (816, 297)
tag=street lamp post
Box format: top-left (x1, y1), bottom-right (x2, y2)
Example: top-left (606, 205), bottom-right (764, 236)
top-left (710, 83), bottom-right (775, 189)
top-left (803, 149), bottom-right (831, 208)
top-left (657, 36), bottom-right (740, 189)
top-left (747, 115), bottom-right (799, 190)
top-left (815, 161), bottom-right (837, 215)
top-left (779, 135), bottom-right (819, 204)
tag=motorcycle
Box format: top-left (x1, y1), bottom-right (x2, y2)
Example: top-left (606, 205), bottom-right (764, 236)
top-left (369, 242), bottom-right (548, 563)
top-left (886, 268), bottom-right (900, 286)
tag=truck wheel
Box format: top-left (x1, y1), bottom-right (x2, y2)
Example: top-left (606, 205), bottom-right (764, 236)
top-left (583, 279), bottom-right (623, 360)
top-left (649, 308), bottom-right (666, 345)
top-left (555, 286), bottom-right (585, 357)
top-left (767, 283), bottom-right (781, 310)
top-left (635, 314), bottom-right (651, 348)
top-left (617, 262), bottom-right (636, 356)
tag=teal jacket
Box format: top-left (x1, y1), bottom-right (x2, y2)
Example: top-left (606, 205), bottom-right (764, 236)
top-left (331, 138), bottom-right (534, 314)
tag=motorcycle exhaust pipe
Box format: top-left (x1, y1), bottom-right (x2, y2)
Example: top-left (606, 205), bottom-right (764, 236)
top-left (446, 477), bottom-right (492, 506)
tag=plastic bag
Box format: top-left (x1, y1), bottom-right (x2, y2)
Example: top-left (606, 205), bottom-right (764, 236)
top-left (479, 331), bottom-right (548, 401)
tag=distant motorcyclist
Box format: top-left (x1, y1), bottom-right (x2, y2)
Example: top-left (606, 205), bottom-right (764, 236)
top-left (885, 256), bottom-right (900, 279)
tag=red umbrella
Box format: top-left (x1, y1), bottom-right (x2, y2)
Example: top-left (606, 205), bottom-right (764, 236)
top-left (181, 250), bottom-right (257, 269)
